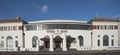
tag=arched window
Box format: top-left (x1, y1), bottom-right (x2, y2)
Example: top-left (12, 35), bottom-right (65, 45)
top-left (6, 36), bottom-right (13, 47)
top-left (103, 35), bottom-right (109, 46)
top-left (78, 36), bottom-right (84, 46)
top-left (32, 36), bottom-right (38, 48)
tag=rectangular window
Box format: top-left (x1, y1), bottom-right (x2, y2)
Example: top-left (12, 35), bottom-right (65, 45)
top-left (105, 25), bottom-right (106, 30)
top-left (1, 41), bottom-right (4, 47)
top-left (97, 25), bottom-right (99, 29)
top-left (92, 25), bottom-right (96, 29)
top-left (100, 25), bottom-right (103, 29)
top-left (26, 25), bottom-right (37, 31)
top-left (111, 39), bottom-right (114, 46)
top-left (18, 26), bottom-right (23, 30)
top-left (0, 27), bottom-right (1, 31)
top-left (98, 40), bottom-right (100, 46)
top-left (15, 41), bottom-right (18, 47)
top-left (4, 26), bottom-right (7, 31)
top-left (107, 25), bottom-right (108, 29)
top-left (2, 26), bottom-right (4, 31)
top-left (13, 26), bottom-right (17, 30)
top-left (38, 25), bottom-right (42, 30)
top-left (111, 25), bottom-right (113, 30)
top-left (8, 26), bottom-right (10, 30)
top-left (114, 25), bottom-right (118, 29)
top-left (109, 25), bottom-right (112, 29)
top-left (10, 26), bottom-right (12, 30)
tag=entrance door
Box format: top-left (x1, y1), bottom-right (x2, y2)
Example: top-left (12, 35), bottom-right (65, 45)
top-left (55, 41), bottom-right (61, 48)
top-left (45, 41), bottom-right (49, 48)
top-left (67, 41), bottom-right (71, 49)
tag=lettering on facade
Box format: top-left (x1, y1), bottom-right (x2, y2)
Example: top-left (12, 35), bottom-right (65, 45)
top-left (47, 29), bottom-right (67, 34)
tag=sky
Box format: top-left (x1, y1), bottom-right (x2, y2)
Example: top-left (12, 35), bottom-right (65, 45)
top-left (0, 0), bottom-right (120, 22)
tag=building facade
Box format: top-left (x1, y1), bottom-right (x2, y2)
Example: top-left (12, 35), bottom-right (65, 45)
top-left (0, 17), bottom-right (120, 51)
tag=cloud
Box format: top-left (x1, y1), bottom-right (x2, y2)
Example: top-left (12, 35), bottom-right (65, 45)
top-left (112, 14), bottom-right (120, 18)
top-left (41, 5), bottom-right (48, 13)
top-left (32, 3), bottom-right (48, 14)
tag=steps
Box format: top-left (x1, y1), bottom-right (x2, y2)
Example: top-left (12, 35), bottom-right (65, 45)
top-left (54, 48), bottom-right (62, 51)
top-left (40, 48), bottom-right (49, 51)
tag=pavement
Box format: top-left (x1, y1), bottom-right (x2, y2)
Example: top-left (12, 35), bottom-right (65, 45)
top-left (0, 50), bottom-right (120, 55)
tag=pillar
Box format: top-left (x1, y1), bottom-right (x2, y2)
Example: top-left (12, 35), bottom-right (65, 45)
top-left (63, 35), bottom-right (67, 51)
top-left (49, 34), bottom-right (54, 51)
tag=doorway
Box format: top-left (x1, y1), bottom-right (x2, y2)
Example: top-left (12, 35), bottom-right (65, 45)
top-left (44, 41), bottom-right (50, 48)
top-left (55, 41), bottom-right (61, 48)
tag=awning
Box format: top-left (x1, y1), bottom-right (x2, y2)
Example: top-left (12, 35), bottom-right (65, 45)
top-left (40, 38), bottom-right (63, 41)
top-left (67, 37), bottom-right (75, 42)
top-left (41, 38), bottom-right (50, 41)
top-left (40, 37), bottom-right (75, 42)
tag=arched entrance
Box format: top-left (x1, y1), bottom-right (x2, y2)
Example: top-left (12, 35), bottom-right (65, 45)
top-left (54, 36), bottom-right (62, 48)
top-left (40, 36), bottom-right (50, 51)
top-left (103, 35), bottom-right (109, 46)
top-left (66, 36), bottom-right (75, 49)
top-left (41, 36), bottom-right (50, 48)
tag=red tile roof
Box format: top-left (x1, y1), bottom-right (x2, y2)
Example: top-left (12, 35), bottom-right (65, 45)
top-left (0, 17), bottom-right (27, 23)
top-left (91, 18), bottom-right (119, 22)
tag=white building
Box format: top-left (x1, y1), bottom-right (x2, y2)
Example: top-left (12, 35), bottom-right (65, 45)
top-left (0, 17), bottom-right (120, 51)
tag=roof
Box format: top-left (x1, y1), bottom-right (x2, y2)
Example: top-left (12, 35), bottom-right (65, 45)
top-left (0, 17), bottom-right (27, 23)
top-left (89, 18), bottom-right (119, 22)
top-left (29, 20), bottom-right (87, 24)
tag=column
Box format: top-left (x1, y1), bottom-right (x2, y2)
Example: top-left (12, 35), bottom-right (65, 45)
top-left (63, 35), bottom-right (67, 51)
top-left (49, 34), bottom-right (54, 51)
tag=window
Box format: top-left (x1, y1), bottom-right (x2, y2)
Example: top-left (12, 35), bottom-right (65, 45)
top-left (38, 25), bottom-right (42, 30)
top-left (1, 41), bottom-right (4, 47)
top-left (78, 36), bottom-right (84, 46)
top-left (0, 26), bottom-right (18, 31)
top-left (111, 25), bottom-right (113, 30)
top-left (43, 24), bottom-right (91, 30)
top-left (16, 36), bottom-right (18, 38)
top-left (105, 25), bottom-right (107, 30)
top-left (0, 27), bottom-right (1, 31)
top-left (15, 41), bottom-right (18, 47)
top-left (103, 35), bottom-right (109, 46)
top-left (10, 26), bottom-right (12, 30)
top-left (98, 40), bottom-right (100, 46)
top-left (114, 25), bottom-right (118, 29)
top-left (97, 25), bottom-right (99, 29)
top-left (111, 39), bottom-right (114, 46)
top-left (26, 25), bottom-right (37, 31)
top-left (100, 25), bottom-right (103, 29)
top-left (112, 35), bottom-right (114, 37)
top-left (1, 27), bottom-right (3, 31)
top-left (106, 25), bottom-right (109, 29)
top-left (8, 26), bottom-right (10, 30)
top-left (1, 36), bottom-right (4, 39)
top-left (4, 26), bottom-right (7, 30)
top-left (6, 36), bottom-right (13, 47)
top-left (32, 36), bottom-right (38, 48)
top-left (98, 35), bottom-right (100, 37)
top-left (92, 25), bottom-right (96, 29)
top-left (18, 26), bottom-right (23, 30)
top-left (13, 26), bottom-right (17, 30)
